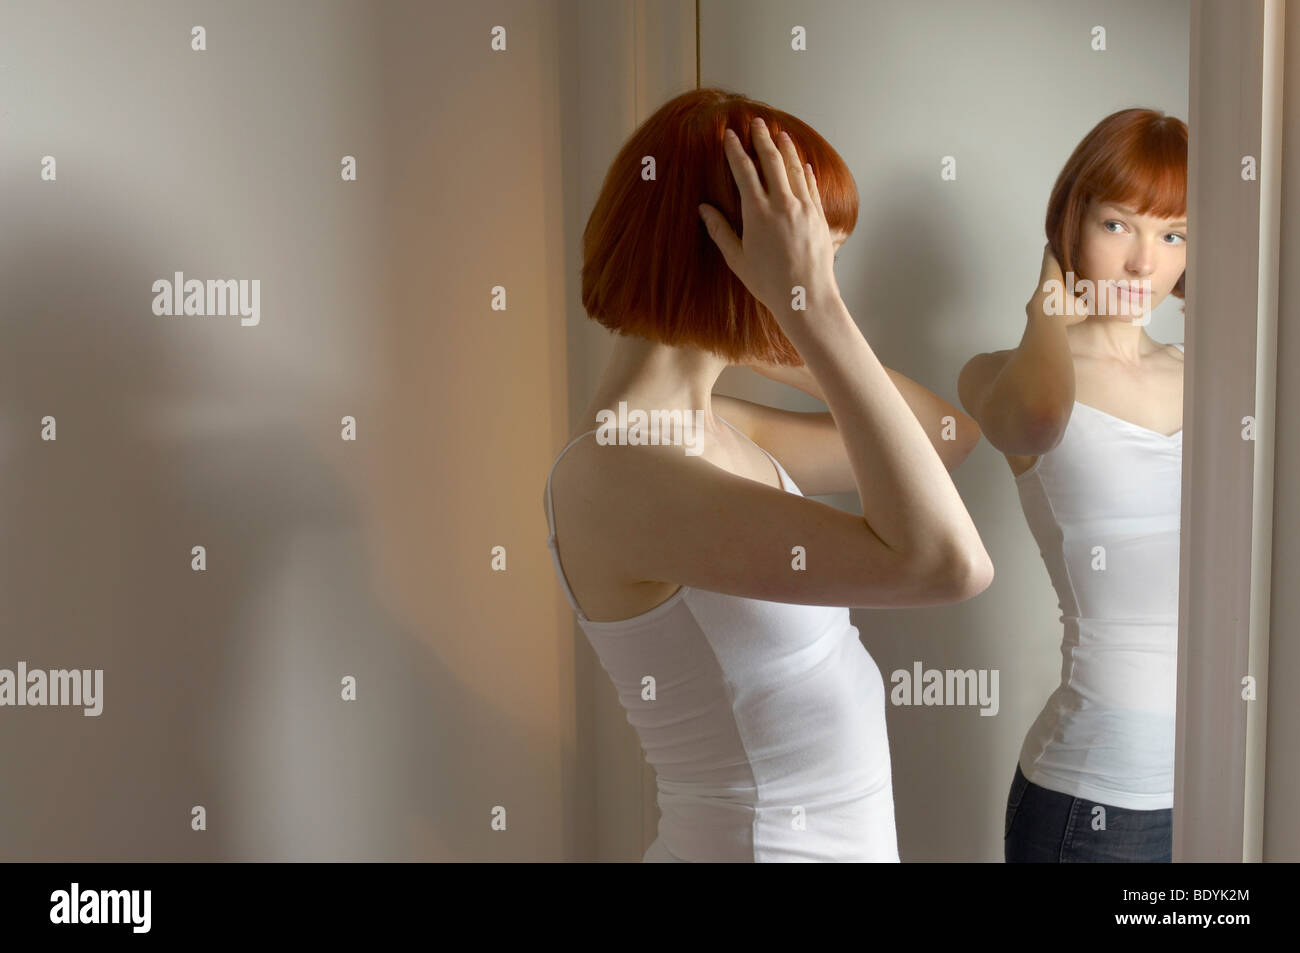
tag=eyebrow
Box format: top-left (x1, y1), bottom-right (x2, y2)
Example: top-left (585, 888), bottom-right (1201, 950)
top-left (1103, 203), bottom-right (1187, 229)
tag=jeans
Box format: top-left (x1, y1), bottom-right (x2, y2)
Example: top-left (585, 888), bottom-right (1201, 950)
top-left (1004, 762), bottom-right (1172, 862)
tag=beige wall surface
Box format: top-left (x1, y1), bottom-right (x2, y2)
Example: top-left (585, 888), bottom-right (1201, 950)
top-left (1, 0), bottom-right (576, 861)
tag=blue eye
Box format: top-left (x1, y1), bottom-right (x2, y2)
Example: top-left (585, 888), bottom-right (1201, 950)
top-left (1104, 220), bottom-right (1124, 232)
top-left (1164, 234), bottom-right (1187, 245)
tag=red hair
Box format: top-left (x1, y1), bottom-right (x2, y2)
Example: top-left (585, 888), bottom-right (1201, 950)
top-left (581, 88), bottom-right (858, 365)
top-left (1045, 108), bottom-right (1188, 300)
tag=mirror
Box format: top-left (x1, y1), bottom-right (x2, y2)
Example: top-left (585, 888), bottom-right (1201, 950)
top-left (696, 0), bottom-right (1191, 861)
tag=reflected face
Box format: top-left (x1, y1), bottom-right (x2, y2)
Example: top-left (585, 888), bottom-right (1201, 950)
top-left (1076, 199), bottom-right (1187, 317)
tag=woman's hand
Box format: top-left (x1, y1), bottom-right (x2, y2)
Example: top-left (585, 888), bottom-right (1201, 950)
top-left (697, 117), bottom-right (841, 326)
top-left (1028, 244), bottom-right (1090, 326)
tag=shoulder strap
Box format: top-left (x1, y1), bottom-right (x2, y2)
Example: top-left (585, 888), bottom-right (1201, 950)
top-left (544, 430), bottom-right (599, 622)
top-left (716, 414), bottom-right (789, 491)
top-left (544, 430), bottom-right (598, 535)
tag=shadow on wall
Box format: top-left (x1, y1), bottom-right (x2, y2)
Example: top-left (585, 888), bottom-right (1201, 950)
top-left (0, 184), bottom-right (539, 863)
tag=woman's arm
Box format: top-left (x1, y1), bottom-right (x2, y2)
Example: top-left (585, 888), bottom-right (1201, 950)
top-left (602, 118), bottom-right (991, 603)
top-left (958, 246), bottom-right (1085, 454)
top-left (740, 359), bottom-right (982, 476)
top-left (570, 118), bottom-right (992, 609)
top-left (580, 292), bottom-right (993, 609)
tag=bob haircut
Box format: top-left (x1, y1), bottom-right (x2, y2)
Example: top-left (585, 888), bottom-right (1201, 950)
top-left (1045, 108), bottom-right (1188, 301)
top-left (581, 88), bottom-right (858, 366)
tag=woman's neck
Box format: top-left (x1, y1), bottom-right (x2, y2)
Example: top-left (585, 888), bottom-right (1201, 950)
top-left (1069, 319), bottom-right (1159, 364)
top-left (579, 335), bottom-right (731, 434)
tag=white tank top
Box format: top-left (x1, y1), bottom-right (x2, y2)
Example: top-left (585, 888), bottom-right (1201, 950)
top-left (544, 417), bottom-right (900, 862)
top-left (1014, 342), bottom-right (1183, 810)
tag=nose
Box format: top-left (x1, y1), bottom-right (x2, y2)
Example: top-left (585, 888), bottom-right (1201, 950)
top-left (1126, 240), bottom-right (1158, 278)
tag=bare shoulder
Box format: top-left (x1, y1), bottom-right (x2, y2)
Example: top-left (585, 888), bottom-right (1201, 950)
top-left (544, 432), bottom-right (706, 607)
top-left (547, 431), bottom-right (630, 511)
top-left (545, 430), bottom-right (688, 528)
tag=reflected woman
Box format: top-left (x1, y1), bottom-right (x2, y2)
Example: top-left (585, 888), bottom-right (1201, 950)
top-left (543, 89), bottom-right (992, 862)
top-left (958, 109), bottom-right (1188, 862)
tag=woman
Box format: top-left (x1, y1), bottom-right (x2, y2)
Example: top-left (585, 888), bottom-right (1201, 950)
top-left (958, 108), bottom-right (1188, 862)
top-left (543, 88), bottom-right (993, 862)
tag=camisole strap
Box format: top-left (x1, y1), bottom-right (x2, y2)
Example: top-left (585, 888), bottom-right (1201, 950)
top-left (544, 430), bottom-right (597, 536)
top-left (545, 430), bottom-right (599, 622)
top-left (716, 414), bottom-right (788, 492)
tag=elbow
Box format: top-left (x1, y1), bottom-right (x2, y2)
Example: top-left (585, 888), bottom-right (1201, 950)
top-left (1024, 404), bottom-right (1070, 449)
top-left (895, 537), bottom-right (994, 604)
top-left (935, 541), bottom-right (995, 602)
top-left (993, 404), bottom-right (1069, 456)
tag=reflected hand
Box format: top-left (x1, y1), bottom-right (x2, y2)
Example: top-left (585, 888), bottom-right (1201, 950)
top-left (1028, 244), bottom-right (1090, 326)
